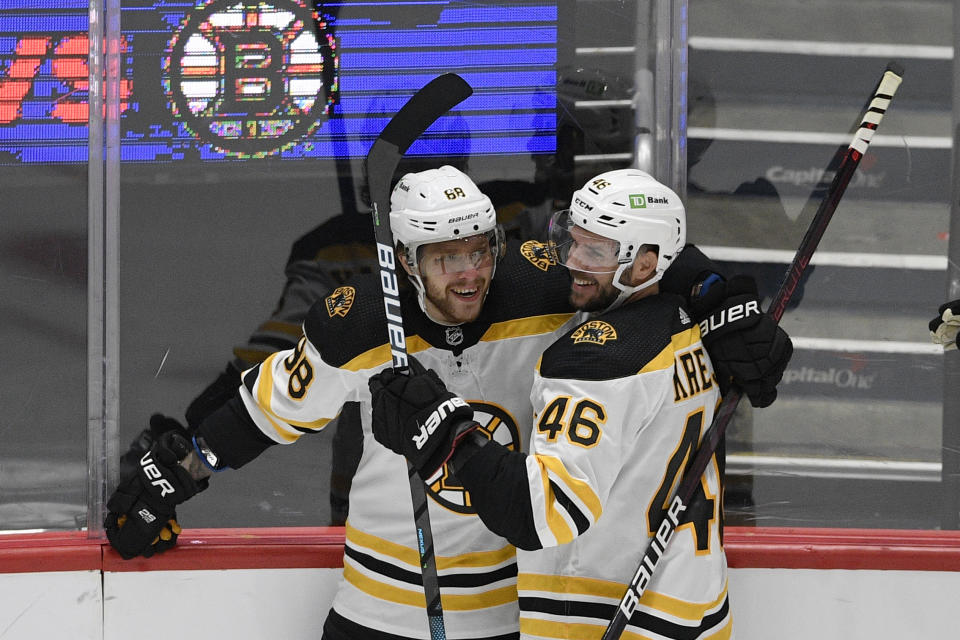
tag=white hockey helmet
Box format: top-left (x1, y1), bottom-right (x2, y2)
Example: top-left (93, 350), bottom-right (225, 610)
top-left (390, 165), bottom-right (505, 322)
top-left (548, 168), bottom-right (685, 310)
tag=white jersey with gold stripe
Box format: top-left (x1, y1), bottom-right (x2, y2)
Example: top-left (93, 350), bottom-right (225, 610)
top-left (517, 295), bottom-right (730, 640)
top-left (230, 240), bottom-right (579, 639)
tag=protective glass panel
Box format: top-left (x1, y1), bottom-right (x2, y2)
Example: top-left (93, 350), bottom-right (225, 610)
top-left (686, 0), bottom-right (951, 529)
top-left (0, 1), bottom-right (90, 530)
top-left (3, 0), bottom-right (954, 537)
top-left (116, 0), bottom-right (567, 527)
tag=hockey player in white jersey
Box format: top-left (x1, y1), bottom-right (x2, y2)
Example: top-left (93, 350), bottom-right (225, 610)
top-left (370, 170), bottom-right (732, 639)
top-left (105, 166), bottom-right (788, 639)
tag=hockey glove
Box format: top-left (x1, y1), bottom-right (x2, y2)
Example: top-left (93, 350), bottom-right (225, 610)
top-left (118, 413), bottom-right (192, 480)
top-left (930, 299), bottom-right (960, 351)
top-left (105, 430), bottom-right (206, 559)
top-left (114, 414), bottom-right (192, 556)
top-left (368, 358), bottom-right (479, 479)
top-left (691, 274), bottom-right (793, 408)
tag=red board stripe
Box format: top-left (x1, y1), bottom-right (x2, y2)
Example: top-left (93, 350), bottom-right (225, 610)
top-left (3, 527), bottom-right (960, 574)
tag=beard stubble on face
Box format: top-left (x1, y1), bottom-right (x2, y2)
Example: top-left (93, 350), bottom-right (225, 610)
top-left (422, 271), bottom-right (491, 324)
top-left (568, 269), bottom-right (620, 312)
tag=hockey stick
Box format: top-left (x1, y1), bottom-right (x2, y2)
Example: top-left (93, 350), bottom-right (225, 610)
top-left (601, 62), bottom-right (904, 640)
top-left (365, 72), bottom-right (473, 640)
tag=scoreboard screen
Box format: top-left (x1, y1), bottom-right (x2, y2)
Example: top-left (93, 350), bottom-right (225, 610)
top-left (0, 0), bottom-right (559, 163)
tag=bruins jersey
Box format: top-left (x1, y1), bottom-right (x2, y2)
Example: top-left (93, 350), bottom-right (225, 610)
top-left (195, 240), bottom-right (723, 639)
top-left (199, 238), bottom-right (577, 639)
top-left (516, 295), bottom-right (729, 640)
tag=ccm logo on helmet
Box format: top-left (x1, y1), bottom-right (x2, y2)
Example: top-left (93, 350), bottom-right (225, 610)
top-left (413, 397), bottom-right (470, 450)
top-left (140, 451), bottom-right (176, 497)
top-left (699, 300), bottom-right (761, 337)
top-left (574, 196), bottom-right (594, 211)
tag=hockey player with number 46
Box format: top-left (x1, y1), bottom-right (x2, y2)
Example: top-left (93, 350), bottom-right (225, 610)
top-left (370, 170), bottom-right (732, 639)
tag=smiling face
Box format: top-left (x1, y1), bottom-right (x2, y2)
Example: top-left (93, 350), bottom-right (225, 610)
top-left (562, 225), bottom-right (623, 312)
top-left (415, 234), bottom-right (494, 324)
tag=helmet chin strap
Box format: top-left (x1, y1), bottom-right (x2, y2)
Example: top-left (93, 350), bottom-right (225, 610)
top-left (600, 263), bottom-right (659, 314)
top-left (409, 274), bottom-right (459, 327)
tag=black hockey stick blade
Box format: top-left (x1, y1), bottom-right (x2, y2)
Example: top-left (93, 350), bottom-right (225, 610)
top-left (601, 62), bottom-right (903, 640)
top-left (367, 73), bottom-right (473, 233)
top-left (365, 72), bottom-right (473, 371)
top-left (362, 73), bottom-right (473, 640)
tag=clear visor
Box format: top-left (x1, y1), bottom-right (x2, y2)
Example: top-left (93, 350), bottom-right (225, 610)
top-left (547, 210), bottom-right (621, 274)
top-left (415, 229), bottom-right (500, 276)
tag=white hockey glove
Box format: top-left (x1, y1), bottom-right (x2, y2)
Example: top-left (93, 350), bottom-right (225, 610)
top-left (930, 299), bottom-right (960, 351)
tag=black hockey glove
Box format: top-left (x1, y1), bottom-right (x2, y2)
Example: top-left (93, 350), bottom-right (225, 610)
top-left (115, 413), bottom-right (193, 556)
top-left (118, 413), bottom-right (192, 480)
top-left (105, 429), bottom-right (206, 559)
top-left (691, 274), bottom-right (793, 408)
top-left (368, 358), bottom-right (479, 479)
top-left (930, 299), bottom-right (960, 351)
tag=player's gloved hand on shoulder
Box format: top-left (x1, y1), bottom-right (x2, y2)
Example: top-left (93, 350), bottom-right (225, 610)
top-left (368, 357), bottom-right (479, 479)
top-left (691, 274), bottom-right (793, 408)
top-left (105, 428), bottom-right (206, 559)
top-left (930, 299), bottom-right (960, 351)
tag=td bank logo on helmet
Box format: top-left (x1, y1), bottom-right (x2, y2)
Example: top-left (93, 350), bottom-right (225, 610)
top-left (629, 194), bottom-right (669, 208)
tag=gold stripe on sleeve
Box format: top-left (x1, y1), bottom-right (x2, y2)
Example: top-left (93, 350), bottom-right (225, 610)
top-left (250, 352), bottom-right (333, 435)
top-left (251, 353), bottom-right (300, 443)
top-left (537, 455), bottom-right (603, 522)
top-left (533, 457), bottom-right (574, 544)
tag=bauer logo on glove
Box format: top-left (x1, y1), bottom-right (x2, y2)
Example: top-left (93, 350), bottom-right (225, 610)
top-left (415, 396), bottom-right (471, 450)
top-left (139, 450), bottom-right (178, 497)
top-left (698, 298), bottom-right (761, 338)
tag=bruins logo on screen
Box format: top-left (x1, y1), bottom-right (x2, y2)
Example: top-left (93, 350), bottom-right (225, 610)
top-left (325, 286), bottom-right (355, 318)
top-left (520, 240), bottom-right (556, 271)
top-left (426, 400), bottom-right (521, 514)
top-left (163, 0), bottom-right (339, 157)
top-left (571, 320), bottom-right (617, 345)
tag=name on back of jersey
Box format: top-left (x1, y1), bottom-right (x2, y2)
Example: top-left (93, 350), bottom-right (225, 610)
top-left (672, 345), bottom-right (714, 402)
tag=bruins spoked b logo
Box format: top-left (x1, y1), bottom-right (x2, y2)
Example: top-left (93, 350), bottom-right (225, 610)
top-left (163, 0), bottom-right (339, 157)
top-left (427, 401), bottom-right (521, 514)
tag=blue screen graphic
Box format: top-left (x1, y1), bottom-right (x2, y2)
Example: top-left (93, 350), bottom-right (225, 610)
top-left (0, 0), bottom-right (558, 163)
